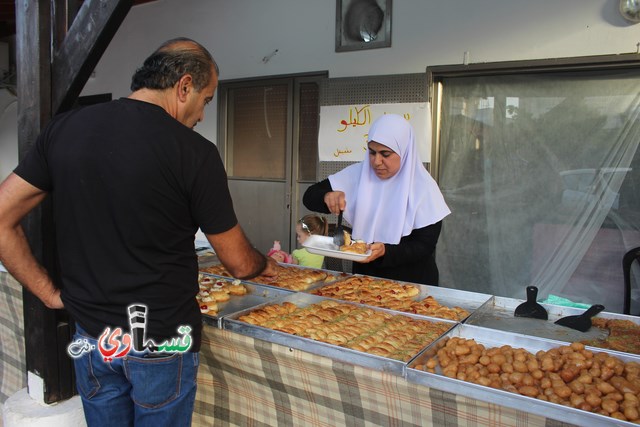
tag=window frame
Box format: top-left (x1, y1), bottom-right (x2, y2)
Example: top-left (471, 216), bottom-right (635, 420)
top-left (216, 72), bottom-right (327, 181)
top-left (427, 53), bottom-right (640, 181)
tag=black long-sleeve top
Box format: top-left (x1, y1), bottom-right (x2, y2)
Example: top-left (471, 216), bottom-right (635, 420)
top-left (303, 179), bottom-right (443, 285)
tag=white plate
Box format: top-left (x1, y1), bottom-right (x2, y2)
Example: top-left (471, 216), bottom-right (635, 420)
top-left (302, 235), bottom-right (371, 262)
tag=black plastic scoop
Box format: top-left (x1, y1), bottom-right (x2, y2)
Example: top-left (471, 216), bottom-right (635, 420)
top-left (554, 304), bottom-right (605, 332)
top-left (514, 286), bottom-right (548, 320)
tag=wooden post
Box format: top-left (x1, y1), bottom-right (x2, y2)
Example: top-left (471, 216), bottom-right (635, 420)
top-left (15, 0), bottom-right (133, 404)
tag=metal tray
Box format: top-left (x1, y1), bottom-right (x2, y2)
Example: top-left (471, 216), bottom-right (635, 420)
top-left (464, 296), bottom-right (640, 346)
top-left (200, 276), bottom-right (294, 328)
top-left (223, 292), bottom-right (457, 375)
top-left (201, 263), bottom-right (349, 292)
top-left (407, 324), bottom-right (640, 427)
top-left (306, 276), bottom-right (491, 322)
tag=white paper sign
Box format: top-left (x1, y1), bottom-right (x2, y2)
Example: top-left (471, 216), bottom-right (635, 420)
top-left (318, 102), bottom-right (431, 162)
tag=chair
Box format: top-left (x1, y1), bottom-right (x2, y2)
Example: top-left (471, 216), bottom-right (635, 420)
top-left (623, 246), bottom-right (640, 315)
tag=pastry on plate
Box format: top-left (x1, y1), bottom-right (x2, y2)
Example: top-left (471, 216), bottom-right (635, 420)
top-left (340, 230), bottom-right (368, 254)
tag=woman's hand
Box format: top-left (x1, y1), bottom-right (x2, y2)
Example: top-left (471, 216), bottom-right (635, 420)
top-left (323, 191), bottom-right (346, 215)
top-left (359, 242), bottom-right (385, 263)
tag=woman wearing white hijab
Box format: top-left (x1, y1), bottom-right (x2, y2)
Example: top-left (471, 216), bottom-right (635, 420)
top-left (303, 114), bottom-right (450, 284)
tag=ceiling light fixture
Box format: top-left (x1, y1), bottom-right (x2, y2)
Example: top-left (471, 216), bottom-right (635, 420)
top-left (620, 0), bottom-right (640, 23)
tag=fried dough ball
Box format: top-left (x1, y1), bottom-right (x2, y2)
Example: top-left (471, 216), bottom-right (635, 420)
top-left (413, 338), bottom-right (640, 422)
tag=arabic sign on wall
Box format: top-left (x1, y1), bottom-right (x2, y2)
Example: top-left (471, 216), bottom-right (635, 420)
top-left (318, 102), bottom-right (432, 162)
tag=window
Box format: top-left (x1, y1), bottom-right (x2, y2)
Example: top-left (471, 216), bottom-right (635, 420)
top-left (217, 74), bottom-right (324, 254)
top-left (430, 57), bottom-right (640, 313)
top-left (226, 84), bottom-right (288, 179)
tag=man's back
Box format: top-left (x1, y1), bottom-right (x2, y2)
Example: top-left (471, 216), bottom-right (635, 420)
top-left (15, 97), bottom-right (234, 343)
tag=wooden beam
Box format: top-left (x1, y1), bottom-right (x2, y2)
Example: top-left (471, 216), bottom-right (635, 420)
top-left (52, 0), bottom-right (133, 114)
top-left (15, 0), bottom-right (74, 405)
top-left (16, 1), bottom-right (50, 139)
top-left (15, 0), bottom-right (133, 404)
top-left (52, 0), bottom-right (82, 50)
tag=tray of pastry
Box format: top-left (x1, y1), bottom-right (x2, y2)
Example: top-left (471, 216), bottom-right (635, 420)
top-left (305, 275), bottom-right (491, 322)
top-left (407, 323), bottom-right (640, 426)
top-left (222, 292), bottom-right (457, 375)
top-left (464, 296), bottom-right (640, 355)
top-left (195, 244), bottom-right (219, 268)
top-left (199, 262), bottom-right (349, 292)
top-left (197, 253), bottom-right (219, 269)
top-left (197, 273), bottom-right (294, 328)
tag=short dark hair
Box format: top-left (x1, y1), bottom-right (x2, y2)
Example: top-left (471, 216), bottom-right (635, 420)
top-left (130, 37), bottom-right (219, 92)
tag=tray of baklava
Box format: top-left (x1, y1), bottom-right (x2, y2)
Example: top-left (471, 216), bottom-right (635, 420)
top-left (407, 323), bottom-right (640, 426)
top-left (305, 275), bottom-right (491, 322)
top-left (464, 296), bottom-right (640, 356)
top-left (222, 292), bottom-right (457, 375)
top-left (197, 273), bottom-right (294, 328)
top-left (199, 262), bottom-right (348, 292)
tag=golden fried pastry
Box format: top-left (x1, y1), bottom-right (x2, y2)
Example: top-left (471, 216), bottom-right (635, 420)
top-left (198, 300), bottom-right (218, 314)
top-left (340, 230), bottom-right (368, 254)
top-left (199, 264), bottom-right (230, 277)
top-left (208, 288), bottom-right (231, 302)
top-left (196, 274), bottom-right (248, 315)
top-left (340, 241), bottom-right (368, 254)
top-left (312, 276), bottom-right (469, 321)
top-left (236, 299), bottom-right (451, 361)
top-left (200, 263), bottom-right (330, 291)
top-left (227, 281), bottom-right (248, 296)
top-left (413, 338), bottom-right (640, 423)
top-left (581, 318), bottom-right (640, 355)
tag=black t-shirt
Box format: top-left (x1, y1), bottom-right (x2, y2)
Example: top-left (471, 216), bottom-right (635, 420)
top-left (14, 98), bottom-right (237, 350)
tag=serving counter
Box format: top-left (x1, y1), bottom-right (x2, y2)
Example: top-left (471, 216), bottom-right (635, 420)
top-left (192, 326), bottom-right (565, 427)
top-left (3, 264), bottom-right (638, 426)
top-left (193, 265), bottom-right (640, 426)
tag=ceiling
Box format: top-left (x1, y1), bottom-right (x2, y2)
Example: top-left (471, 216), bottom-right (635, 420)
top-left (0, 1), bottom-right (157, 39)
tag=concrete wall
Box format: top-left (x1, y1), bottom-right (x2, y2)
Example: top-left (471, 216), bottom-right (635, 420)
top-left (2, 0), bottom-right (639, 180)
top-left (81, 0), bottom-right (640, 144)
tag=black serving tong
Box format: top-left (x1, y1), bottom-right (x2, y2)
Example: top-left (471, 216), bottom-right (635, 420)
top-left (332, 211), bottom-right (345, 247)
top-left (554, 304), bottom-right (605, 332)
top-left (514, 286), bottom-right (548, 320)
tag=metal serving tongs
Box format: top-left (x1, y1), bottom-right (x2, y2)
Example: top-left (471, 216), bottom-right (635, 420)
top-left (332, 211), bottom-right (345, 247)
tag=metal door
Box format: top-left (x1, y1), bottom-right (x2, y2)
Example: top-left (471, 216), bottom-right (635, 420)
top-left (218, 75), bottom-right (323, 255)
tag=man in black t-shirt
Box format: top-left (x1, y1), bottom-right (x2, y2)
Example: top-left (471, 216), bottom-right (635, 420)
top-left (0, 37), bottom-right (276, 427)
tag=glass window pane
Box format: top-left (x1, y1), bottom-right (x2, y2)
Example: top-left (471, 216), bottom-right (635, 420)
top-left (228, 85), bottom-right (288, 179)
top-left (298, 82), bottom-right (319, 181)
top-left (436, 71), bottom-right (640, 313)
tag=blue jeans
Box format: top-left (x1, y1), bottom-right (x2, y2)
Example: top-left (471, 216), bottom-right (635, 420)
top-left (72, 323), bottom-right (199, 427)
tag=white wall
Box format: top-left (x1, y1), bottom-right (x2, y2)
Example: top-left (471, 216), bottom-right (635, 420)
top-left (2, 0), bottom-right (639, 177)
top-left (80, 0), bottom-right (640, 144)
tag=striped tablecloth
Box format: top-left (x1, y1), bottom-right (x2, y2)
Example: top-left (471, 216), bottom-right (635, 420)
top-left (0, 271), bottom-right (578, 426)
top-left (0, 272), bottom-right (26, 404)
top-left (194, 327), bottom-right (575, 427)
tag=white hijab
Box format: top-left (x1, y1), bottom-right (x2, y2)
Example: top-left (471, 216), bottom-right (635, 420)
top-left (328, 114), bottom-right (451, 244)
